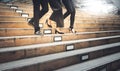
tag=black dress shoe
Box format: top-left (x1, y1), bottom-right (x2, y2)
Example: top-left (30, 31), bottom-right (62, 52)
top-left (45, 19), bottom-right (52, 28)
top-left (69, 28), bottom-right (76, 33)
top-left (55, 29), bottom-right (64, 34)
top-left (34, 31), bottom-right (41, 35)
top-left (28, 19), bottom-right (34, 26)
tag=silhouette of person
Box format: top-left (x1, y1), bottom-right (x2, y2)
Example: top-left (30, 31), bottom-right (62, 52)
top-left (46, 0), bottom-right (64, 34)
top-left (62, 0), bottom-right (76, 33)
top-left (29, 0), bottom-right (49, 35)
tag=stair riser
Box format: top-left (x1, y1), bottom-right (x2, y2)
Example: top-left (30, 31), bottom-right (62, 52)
top-left (0, 17), bottom-right (26, 21)
top-left (1, 7), bottom-right (32, 14)
top-left (76, 27), bottom-right (120, 32)
top-left (0, 22), bottom-right (33, 28)
top-left (0, 9), bottom-right (15, 12)
top-left (0, 12), bottom-right (21, 16)
top-left (0, 27), bottom-right (120, 36)
top-left (13, 5), bottom-right (33, 8)
top-left (0, 7), bottom-right (22, 13)
top-left (0, 35), bottom-right (52, 48)
top-left (0, 6), bottom-right (11, 9)
top-left (75, 38), bottom-right (120, 49)
top-left (0, 32), bottom-right (120, 48)
top-left (16, 7), bottom-right (33, 10)
top-left (0, 29), bottom-right (55, 36)
top-left (88, 60), bottom-right (120, 71)
top-left (0, 29), bottom-right (34, 36)
top-left (3, 47), bottom-right (120, 71)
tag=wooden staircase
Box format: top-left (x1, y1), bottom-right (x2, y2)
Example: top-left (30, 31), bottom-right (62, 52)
top-left (0, 2), bottom-right (120, 71)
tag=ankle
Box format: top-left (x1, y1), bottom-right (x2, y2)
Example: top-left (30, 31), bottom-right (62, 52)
top-left (69, 26), bottom-right (73, 29)
top-left (47, 19), bottom-right (51, 25)
top-left (56, 28), bottom-right (61, 31)
top-left (55, 28), bottom-right (64, 34)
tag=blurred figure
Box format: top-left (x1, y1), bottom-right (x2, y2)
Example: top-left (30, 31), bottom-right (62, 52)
top-left (62, 0), bottom-right (76, 33)
top-left (29, 0), bottom-right (49, 35)
top-left (46, 0), bottom-right (64, 34)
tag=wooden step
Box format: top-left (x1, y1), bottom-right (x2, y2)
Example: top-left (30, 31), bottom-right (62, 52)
top-left (0, 6), bottom-right (23, 13)
top-left (0, 28), bottom-right (34, 36)
top-left (0, 16), bottom-right (27, 21)
top-left (0, 19), bottom-right (120, 28)
top-left (13, 3), bottom-right (32, 8)
top-left (17, 6), bottom-right (33, 10)
top-left (0, 43), bottom-right (119, 71)
top-left (0, 8), bottom-right (15, 12)
top-left (0, 28), bottom-right (56, 36)
top-left (0, 24), bottom-right (119, 37)
top-left (0, 22), bottom-right (119, 33)
top-left (56, 52), bottom-right (120, 71)
top-left (0, 7), bottom-right (28, 17)
top-left (0, 5), bottom-right (10, 8)
top-left (0, 11), bottom-right (21, 16)
top-left (0, 5), bottom-right (19, 11)
top-left (0, 30), bottom-right (119, 47)
top-left (0, 21), bottom-right (32, 28)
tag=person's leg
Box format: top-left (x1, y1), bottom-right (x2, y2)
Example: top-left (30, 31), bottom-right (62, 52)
top-left (39, 0), bottom-right (49, 19)
top-left (48, 0), bottom-right (64, 34)
top-left (32, 0), bottom-right (41, 34)
top-left (29, 0), bottom-right (49, 26)
top-left (49, 0), bottom-right (64, 28)
top-left (62, 0), bottom-right (76, 29)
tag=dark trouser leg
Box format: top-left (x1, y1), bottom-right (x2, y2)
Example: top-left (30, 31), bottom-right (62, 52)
top-left (70, 9), bottom-right (75, 29)
top-left (39, 0), bottom-right (49, 19)
top-left (32, 0), bottom-right (40, 32)
top-left (62, 0), bottom-right (76, 29)
top-left (30, 0), bottom-right (49, 23)
top-left (49, 0), bottom-right (64, 27)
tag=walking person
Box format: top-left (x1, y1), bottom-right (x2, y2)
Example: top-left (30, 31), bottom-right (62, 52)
top-left (61, 0), bottom-right (76, 33)
top-left (29, 0), bottom-right (49, 35)
top-left (46, 0), bottom-right (64, 34)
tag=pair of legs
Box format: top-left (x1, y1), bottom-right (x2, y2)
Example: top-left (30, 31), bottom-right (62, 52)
top-left (59, 0), bottom-right (76, 33)
top-left (30, 0), bottom-right (49, 34)
top-left (47, 0), bottom-right (64, 34)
